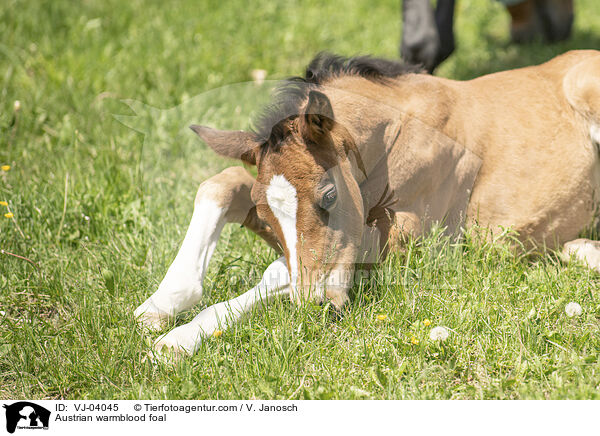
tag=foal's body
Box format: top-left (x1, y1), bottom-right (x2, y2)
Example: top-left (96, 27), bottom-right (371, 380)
top-left (136, 50), bottom-right (600, 356)
top-left (347, 49), bottom-right (600, 245)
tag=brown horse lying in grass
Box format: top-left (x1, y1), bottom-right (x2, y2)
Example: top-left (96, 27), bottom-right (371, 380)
top-left (134, 50), bottom-right (600, 358)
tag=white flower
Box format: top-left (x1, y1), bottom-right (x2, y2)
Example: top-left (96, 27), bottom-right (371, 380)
top-left (429, 326), bottom-right (450, 341)
top-left (565, 302), bottom-right (582, 317)
top-left (13, 100), bottom-right (21, 112)
top-left (251, 69), bottom-right (267, 85)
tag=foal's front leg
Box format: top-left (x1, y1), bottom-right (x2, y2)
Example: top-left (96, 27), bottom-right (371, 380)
top-left (154, 256), bottom-right (290, 356)
top-left (134, 166), bottom-right (260, 330)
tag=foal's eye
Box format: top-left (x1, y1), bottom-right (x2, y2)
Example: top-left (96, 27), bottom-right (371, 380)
top-left (320, 184), bottom-right (337, 210)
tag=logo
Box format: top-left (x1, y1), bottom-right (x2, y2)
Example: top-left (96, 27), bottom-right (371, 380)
top-left (3, 402), bottom-right (50, 434)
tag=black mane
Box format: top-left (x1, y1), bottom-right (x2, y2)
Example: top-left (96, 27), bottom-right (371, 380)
top-left (252, 52), bottom-right (421, 144)
top-left (304, 52), bottom-right (423, 84)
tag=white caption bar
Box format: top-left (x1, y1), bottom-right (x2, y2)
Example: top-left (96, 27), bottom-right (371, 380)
top-left (0, 400), bottom-right (596, 435)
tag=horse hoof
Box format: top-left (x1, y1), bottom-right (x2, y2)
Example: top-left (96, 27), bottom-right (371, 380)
top-left (136, 311), bottom-right (170, 332)
top-left (153, 331), bottom-right (195, 361)
top-left (134, 298), bottom-right (172, 332)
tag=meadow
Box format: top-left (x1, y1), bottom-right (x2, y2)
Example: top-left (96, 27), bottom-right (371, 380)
top-left (1, 0), bottom-right (600, 399)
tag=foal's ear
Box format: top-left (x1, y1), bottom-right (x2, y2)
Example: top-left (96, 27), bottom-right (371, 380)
top-left (302, 90), bottom-right (334, 139)
top-left (190, 125), bottom-right (259, 165)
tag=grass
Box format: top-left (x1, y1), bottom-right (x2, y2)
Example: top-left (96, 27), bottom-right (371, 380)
top-left (1, 0), bottom-right (600, 399)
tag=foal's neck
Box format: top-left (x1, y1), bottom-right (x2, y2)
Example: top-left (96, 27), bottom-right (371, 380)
top-left (324, 75), bottom-right (480, 234)
top-left (324, 77), bottom-right (408, 177)
top-left (324, 76), bottom-right (418, 213)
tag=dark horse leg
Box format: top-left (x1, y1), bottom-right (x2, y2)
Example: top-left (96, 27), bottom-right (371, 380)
top-left (401, 0), bottom-right (456, 73)
top-left (536, 0), bottom-right (574, 42)
top-left (508, 0), bottom-right (573, 43)
top-left (434, 0), bottom-right (456, 67)
top-left (401, 0), bottom-right (572, 73)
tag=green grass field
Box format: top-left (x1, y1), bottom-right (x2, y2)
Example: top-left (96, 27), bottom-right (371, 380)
top-left (1, 0), bottom-right (600, 400)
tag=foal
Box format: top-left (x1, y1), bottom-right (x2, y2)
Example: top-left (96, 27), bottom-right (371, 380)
top-left (135, 50), bottom-right (600, 356)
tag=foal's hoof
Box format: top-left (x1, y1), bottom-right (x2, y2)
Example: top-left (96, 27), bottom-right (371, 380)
top-left (561, 239), bottom-right (600, 272)
top-left (136, 311), bottom-right (170, 332)
top-left (152, 330), bottom-right (196, 362)
top-left (150, 342), bottom-right (186, 364)
top-left (134, 298), bottom-right (172, 332)
top-left (144, 345), bottom-right (185, 365)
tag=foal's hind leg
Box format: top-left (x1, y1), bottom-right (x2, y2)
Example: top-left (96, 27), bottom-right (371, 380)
top-left (561, 239), bottom-right (600, 273)
top-left (560, 54), bottom-right (600, 272)
top-left (134, 166), bottom-right (278, 330)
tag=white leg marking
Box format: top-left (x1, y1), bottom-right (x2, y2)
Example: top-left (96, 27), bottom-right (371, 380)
top-left (266, 175), bottom-right (298, 291)
top-left (134, 199), bottom-right (226, 330)
top-left (591, 125), bottom-right (600, 146)
top-left (561, 238), bottom-right (600, 272)
top-left (154, 257), bottom-right (290, 356)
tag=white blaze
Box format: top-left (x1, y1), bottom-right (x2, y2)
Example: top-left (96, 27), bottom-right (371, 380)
top-left (266, 175), bottom-right (298, 292)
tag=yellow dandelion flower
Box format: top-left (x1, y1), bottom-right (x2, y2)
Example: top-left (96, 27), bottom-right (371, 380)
top-left (213, 330), bottom-right (223, 338)
top-left (4, 212), bottom-right (14, 219)
top-left (376, 314), bottom-right (388, 321)
top-left (0, 201), bottom-right (7, 207)
top-left (1, 165), bottom-right (10, 172)
top-left (410, 336), bottom-right (419, 345)
top-left (423, 319), bottom-right (431, 326)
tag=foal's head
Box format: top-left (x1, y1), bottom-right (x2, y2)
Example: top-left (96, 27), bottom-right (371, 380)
top-left (192, 87), bottom-right (365, 308)
top-left (192, 53), bottom-right (420, 307)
